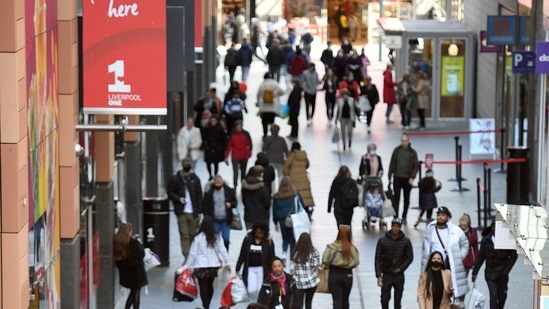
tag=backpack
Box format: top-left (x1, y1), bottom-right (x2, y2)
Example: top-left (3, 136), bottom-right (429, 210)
top-left (340, 180), bottom-right (359, 209)
top-left (263, 89), bottom-right (274, 104)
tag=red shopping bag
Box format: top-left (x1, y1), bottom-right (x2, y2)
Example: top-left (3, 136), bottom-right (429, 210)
top-left (220, 276), bottom-right (236, 307)
top-left (175, 268), bottom-right (198, 299)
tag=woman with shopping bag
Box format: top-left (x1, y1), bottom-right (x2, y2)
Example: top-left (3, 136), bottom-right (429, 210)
top-left (186, 216), bottom-right (231, 309)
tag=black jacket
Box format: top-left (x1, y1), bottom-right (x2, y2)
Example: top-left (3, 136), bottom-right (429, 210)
top-left (288, 86), bottom-right (303, 117)
top-left (328, 176), bottom-right (353, 213)
top-left (255, 154), bottom-right (276, 196)
top-left (374, 231), bottom-right (413, 278)
top-left (241, 176), bottom-right (271, 225)
top-left (388, 145), bottom-right (419, 180)
top-left (266, 46), bottom-right (286, 66)
top-left (236, 233), bottom-right (275, 287)
top-left (418, 177), bottom-right (441, 210)
top-left (472, 229), bottom-right (518, 281)
top-left (202, 184), bottom-right (237, 223)
top-left (202, 124), bottom-right (227, 164)
top-left (320, 48), bottom-right (334, 67)
top-left (358, 154), bottom-right (384, 178)
top-left (224, 48), bottom-right (240, 67)
top-left (258, 272), bottom-right (297, 309)
top-left (360, 83), bottom-right (380, 105)
top-left (166, 171), bottom-right (203, 216)
top-left (116, 238), bottom-right (148, 289)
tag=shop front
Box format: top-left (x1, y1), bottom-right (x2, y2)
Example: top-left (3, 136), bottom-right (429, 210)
top-left (379, 18), bottom-right (475, 120)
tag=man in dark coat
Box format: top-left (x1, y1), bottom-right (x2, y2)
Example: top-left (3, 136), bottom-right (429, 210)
top-left (375, 218), bottom-right (414, 309)
top-left (266, 39), bottom-right (286, 82)
top-left (166, 158), bottom-right (203, 258)
top-left (224, 43), bottom-right (240, 82)
top-left (241, 165), bottom-right (271, 230)
top-left (388, 133), bottom-right (419, 223)
top-left (320, 41), bottom-right (335, 71)
top-left (202, 175), bottom-right (237, 250)
top-left (239, 37), bottom-right (254, 82)
top-left (472, 222), bottom-right (518, 309)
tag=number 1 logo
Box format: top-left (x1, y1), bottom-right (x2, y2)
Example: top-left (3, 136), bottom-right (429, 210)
top-left (108, 60), bottom-right (132, 93)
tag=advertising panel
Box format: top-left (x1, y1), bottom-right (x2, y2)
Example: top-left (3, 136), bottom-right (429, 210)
top-left (441, 56), bottom-right (464, 96)
top-left (83, 0), bottom-right (166, 114)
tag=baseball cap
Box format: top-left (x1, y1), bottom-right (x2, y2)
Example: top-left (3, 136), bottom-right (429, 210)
top-left (182, 158), bottom-right (192, 166)
top-left (391, 218), bottom-right (402, 226)
top-left (436, 206), bottom-right (452, 217)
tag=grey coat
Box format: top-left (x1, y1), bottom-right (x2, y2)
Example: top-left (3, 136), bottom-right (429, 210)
top-left (421, 221), bottom-right (470, 297)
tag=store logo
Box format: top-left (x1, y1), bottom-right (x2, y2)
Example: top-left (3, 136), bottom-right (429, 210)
top-left (539, 54), bottom-right (549, 62)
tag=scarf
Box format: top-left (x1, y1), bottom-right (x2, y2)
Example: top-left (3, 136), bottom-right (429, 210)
top-left (269, 272), bottom-right (287, 296)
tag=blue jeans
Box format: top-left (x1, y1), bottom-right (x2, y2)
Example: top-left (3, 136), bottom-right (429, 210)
top-left (214, 219), bottom-right (231, 251)
top-left (487, 274), bottom-right (509, 309)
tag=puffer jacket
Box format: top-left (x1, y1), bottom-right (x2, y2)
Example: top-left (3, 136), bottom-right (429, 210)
top-left (472, 228), bottom-right (518, 281)
top-left (284, 150), bottom-right (314, 207)
top-left (166, 171), bottom-right (203, 216)
top-left (241, 176), bottom-right (271, 225)
top-left (375, 230), bottom-right (414, 277)
top-left (327, 176), bottom-right (352, 213)
top-left (421, 221), bottom-right (470, 297)
top-left (224, 130), bottom-right (252, 161)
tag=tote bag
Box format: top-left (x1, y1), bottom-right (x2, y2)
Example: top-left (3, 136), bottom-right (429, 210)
top-left (291, 210), bottom-right (311, 240)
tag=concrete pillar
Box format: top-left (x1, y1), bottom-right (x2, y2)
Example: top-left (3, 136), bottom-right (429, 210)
top-left (60, 235), bottom-right (80, 308)
top-left (96, 182), bottom-right (115, 309)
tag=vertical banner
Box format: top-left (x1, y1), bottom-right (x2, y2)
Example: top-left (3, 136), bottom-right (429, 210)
top-left (83, 0), bottom-right (166, 114)
top-left (469, 118), bottom-right (496, 155)
top-left (424, 153), bottom-right (434, 170)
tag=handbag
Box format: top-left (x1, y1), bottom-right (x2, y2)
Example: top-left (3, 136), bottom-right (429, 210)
top-left (384, 182), bottom-right (394, 201)
top-left (382, 193), bottom-right (396, 218)
top-left (175, 267), bottom-right (198, 300)
top-left (284, 196), bottom-right (300, 227)
top-left (450, 296), bottom-right (466, 309)
top-left (316, 266), bottom-right (330, 293)
top-left (230, 208), bottom-right (243, 230)
top-left (407, 92), bottom-right (418, 111)
top-left (331, 127), bottom-right (340, 144)
top-left (143, 248), bottom-right (161, 271)
top-left (359, 96), bottom-right (372, 112)
top-left (291, 207), bottom-right (311, 240)
top-left (468, 283), bottom-right (486, 309)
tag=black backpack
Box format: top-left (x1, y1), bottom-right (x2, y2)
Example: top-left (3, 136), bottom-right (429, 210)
top-left (340, 180), bottom-right (359, 209)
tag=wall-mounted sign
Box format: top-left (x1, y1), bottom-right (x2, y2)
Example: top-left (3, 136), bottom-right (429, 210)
top-left (480, 31), bottom-right (502, 53)
top-left (486, 16), bottom-right (516, 46)
top-left (83, 0), bottom-right (167, 115)
top-left (518, 16), bottom-right (531, 45)
top-left (536, 41), bottom-right (549, 74)
top-left (512, 51), bottom-right (536, 73)
top-left (384, 35), bottom-right (402, 49)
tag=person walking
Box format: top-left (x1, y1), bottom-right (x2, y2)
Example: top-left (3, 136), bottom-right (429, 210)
top-left (224, 120), bottom-right (252, 188)
top-left (176, 118), bottom-right (203, 170)
top-left (421, 207), bottom-right (470, 302)
top-left (328, 166), bottom-right (358, 227)
top-left (472, 222), bottom-right (518, 309)
top-left (262, 124), bottom-right (289, 181)
top-left (255, 152), bottom-right (276, 196)
top-left (418, 251), bottom-right (454, 309)
top-left (257, 73), bottom-right (285, 137)
top-left (266, 39), bottom-right (286, 82)
top-left (291, 233), bottom-right (321, 309)
top-left (236, 221), bottom-right (276, 301)
top-left (459, 213), bottom-right (478, 277)
top-left (284, 142), bottom-right (315, 218)
top-left (302, 63), bottom-right (320, 126)
top-left (383, 64), bottom-right (398, 123)
top-left (166, 158), bottom-right (203, 259)
top-left (224, 90), bottom-right (247, 134)
top-left (388, 133), bottom-right (419, 223)
top-left (287, 78), bottom-right (303, 139)
top-left (413, 71), bottom-right (431, 130)
top-left (375, 218), bottom-right (414, 309)
top-left (186, 216), bottom-right (231, 309)
top-left (202, 176), bottom-right (237, 251)
top-left (396, 73), bottom-right (413, 130)
top-left (358, 143), bottom-right (384, 181)
top-left (239, 37), bottom-right (254, 81)
top-left (242, 165), bottom-right (271, 230)
top-left (335, 88), bottom-right (358, 151)
top-left (273, 176), bottom-right (304, 261)
top-left (202, 117), bottom-right (227, 180)
top-left (320, 41), bottom-right (335, 71)
top-left (359, 75), bottom-right (380, 133)
top-left (113, 223), bottom-right (148, 309)
top-left (322, 225), bottom-right (360, 309)
top-left (322, 68), bottom-right (339, 127)
top-left (288, 46), bottom-right (308, 81)
top-left (415, 169), bottom-right (442, 228)
top-left (258, 256), bottom-right (297, 309)
top-left (225, 43), bottom-right (240, 82)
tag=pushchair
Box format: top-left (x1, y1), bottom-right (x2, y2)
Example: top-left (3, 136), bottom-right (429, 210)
top-left (361, 177), bottom-right (387, 231)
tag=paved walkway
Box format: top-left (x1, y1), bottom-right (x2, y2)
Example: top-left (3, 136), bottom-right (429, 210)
top-left (115, 39), bottom-right (534, 309)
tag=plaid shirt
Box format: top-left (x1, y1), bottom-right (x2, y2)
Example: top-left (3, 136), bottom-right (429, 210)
top-left (293, 251), bottom-right (321, 289)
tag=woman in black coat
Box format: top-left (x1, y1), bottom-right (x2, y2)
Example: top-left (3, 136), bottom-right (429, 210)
top-left (322, 68), bottom-right (339, 124)
top-left (201, 117), bottom-right (227, 180)
top-left (359, 75), bottom-right (380, 131)
top-left (288, 78), bottom-right (303, 138)
top-left (258, 256), bottom-right (297, 309)
top-left (327, 165), bottom-right (357, 227)
top-left (415, 169), bottom-right (442, 227)
top-left (113, 222), bottom-right (148, 309)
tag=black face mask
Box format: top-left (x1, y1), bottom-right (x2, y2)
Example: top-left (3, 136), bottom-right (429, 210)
top-left (431, 261), bottom-right (442, 268)
top-left (183, 166), bottom-right (192, 172)
top-left (214, 185), bottom-right (223, 190)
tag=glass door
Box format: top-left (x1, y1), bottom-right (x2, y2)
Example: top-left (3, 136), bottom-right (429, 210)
top-left (439, 38), bottom-right (466, 118)
top-left (407, 37), bottom-right (435, 119)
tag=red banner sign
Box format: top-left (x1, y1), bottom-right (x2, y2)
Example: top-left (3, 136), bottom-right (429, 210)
top-left (83, 0), bottom-right (166, 114)
top-left (425, 153), bottom-right (434, 169)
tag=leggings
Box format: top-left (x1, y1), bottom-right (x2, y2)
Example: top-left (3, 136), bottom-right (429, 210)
top-left (125, 287), bottom-right (141, 309)
top-left (231, 159), bottom-right (248, 187)
top-left (304, 93), bottom-right (317, 120)
top-left (325, 92), bottom-right (336, 120)
top-left (418, 209), bottom-right (433, 221)
top-left (197, 277), bottom-right (215, 309)
top-left (205, 162), bottom-right (219, 179)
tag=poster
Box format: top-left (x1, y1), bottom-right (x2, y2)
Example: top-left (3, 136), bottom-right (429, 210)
top-left (469, 118), bottom-right (496, 155)
top-left (83, 0), bottom-right (167, 114)
top-left (441, 56), bottom-right (464, 96)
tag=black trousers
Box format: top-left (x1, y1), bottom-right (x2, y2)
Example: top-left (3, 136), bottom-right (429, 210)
top-left (197, 277), bottom-right (215, 309)
top-left (380, 273), bottom-right (404, 309)
top-left (289, 114), bottom-right (299, 137)
top-left (329, 267), bottom-right (353, 309)
top-left (334, 210), bottom-right (353, 228)
top-left (417, 108), bottom-right (426, 127)
top-left (304, 93), bottom-right (317, 120)
top-left (227, 65), bottom-right (237, 82)
top-left (487, 274), bottom-right (509, 309)
top-left (295, 287), bottom-right (316, 309)
top-left (399, 102), bottom-right (411, 126)
top-left (393, 176), bottom-right (412, 220)
top-left (325, 92), bottom-right (336, 120)
top-left (270, 65), bottom-right (282, 82)
top-left (261, 112), bottom-right (276, 136)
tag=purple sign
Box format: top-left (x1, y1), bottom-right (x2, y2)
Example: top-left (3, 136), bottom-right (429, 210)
top-left (536, 41), bottom-right (549, 74)
top-left (480, 31), bottom-right (501, 53)
top-left (512, 51), bottom-right (535, 73)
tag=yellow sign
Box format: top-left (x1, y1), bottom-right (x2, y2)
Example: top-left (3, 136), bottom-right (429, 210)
top-left (441, 56), bottom-right (465, 96)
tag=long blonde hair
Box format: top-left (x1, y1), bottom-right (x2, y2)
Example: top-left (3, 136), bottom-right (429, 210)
top-left (275, 176), bottom-right (297, 199)
top-left (113, 223), bottom-right (132, 261)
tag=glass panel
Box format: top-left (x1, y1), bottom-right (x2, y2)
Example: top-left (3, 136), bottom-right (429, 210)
top-left (408, 38), bottom-right (434, 118)
top-left (440, 39), bottom-right (466, 118)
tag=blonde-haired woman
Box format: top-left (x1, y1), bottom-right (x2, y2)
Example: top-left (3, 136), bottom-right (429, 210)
top-left (113, 223), bottom-right (148, 309)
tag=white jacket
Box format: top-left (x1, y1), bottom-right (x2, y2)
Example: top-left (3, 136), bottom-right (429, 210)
top-left (421, 221), bottom-right (470, 297)
top-left (257, 79), bottom-right (285, 114)
top-left (186, 233), bottom-right (231, 269)
top-left (335, 95), bottom-right (358, 123)
top-left (176, 125), bottom-right (202, 161)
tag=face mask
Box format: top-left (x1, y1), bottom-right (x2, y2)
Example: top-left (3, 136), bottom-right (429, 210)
top-left (214, 185), bottom-right (223, 190)
top-left (431, 261), bottom-right (442, 268)
top-left (183, 166), bottom-right (191, 172)
top-left (369, 151), bottom-right (376, 156)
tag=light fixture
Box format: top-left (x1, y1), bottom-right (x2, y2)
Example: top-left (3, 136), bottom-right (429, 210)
top-left (448, 43), bottom-right (459, 56)
top-left (75, 144), bottom-right (85, 157)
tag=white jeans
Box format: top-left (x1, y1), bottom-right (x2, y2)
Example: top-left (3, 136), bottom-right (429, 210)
top-left (247, 266), bottom-right (264, 301)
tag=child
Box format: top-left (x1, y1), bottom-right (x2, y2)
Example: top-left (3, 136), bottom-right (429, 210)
top-left (365, 180), bottom-right (383, 220)
top-left (257, 257), bottom-right (297, 309)
top-left (415, 169), bottom-right (442, 228)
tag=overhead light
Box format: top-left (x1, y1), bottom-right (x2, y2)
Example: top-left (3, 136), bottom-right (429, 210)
top-left (448, 43), bottom-right (459, 56)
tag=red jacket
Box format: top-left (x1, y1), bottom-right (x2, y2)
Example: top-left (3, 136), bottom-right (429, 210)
top-left (463, 227), bottom-right (479, 268)
top-left (337, 80), bottom-right (360, 101)
top-left (289, 54), bottom-right (307, 76)
top-left (383, 70), bottom-right (397, 104)
top-left (224, 130), bottom-right (252, 161)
